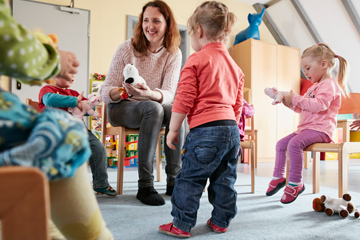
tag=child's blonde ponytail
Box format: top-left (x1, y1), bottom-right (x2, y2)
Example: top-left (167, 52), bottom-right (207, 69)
top-left (336, 55), bottom-right (349, 97)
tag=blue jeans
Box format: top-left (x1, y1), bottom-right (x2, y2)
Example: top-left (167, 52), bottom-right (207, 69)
top-left (171, 125), bottom-right (240, 232)
top-left (88, 130), bottom-right (109, 188)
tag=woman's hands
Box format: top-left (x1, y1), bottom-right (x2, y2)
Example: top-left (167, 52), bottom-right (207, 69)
top-left (124, 83), bottom-right (151, 97)
top-left (125, 83), bottom-right (163, 102)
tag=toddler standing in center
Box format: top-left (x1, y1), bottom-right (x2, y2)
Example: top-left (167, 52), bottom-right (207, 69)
top-left (158, 1), bottom-right (244, 238)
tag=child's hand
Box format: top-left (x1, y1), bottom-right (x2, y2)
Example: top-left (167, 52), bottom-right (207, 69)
top-left (167, 130), bottom-right (179, 150)
top-left (350, 120), bottom-right (360, 131)
top-left (283, 90), bottom-right (294, 108)
top-left (58, 50), bottom-right (80, 81)
top-left (76, 91), bottom-right (84, 111)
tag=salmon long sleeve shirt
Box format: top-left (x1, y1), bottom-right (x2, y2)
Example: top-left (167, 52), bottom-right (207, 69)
top-left (172, 42), bottom-right (244, 129)
top-left (292, 78), bottom-right (341, 142)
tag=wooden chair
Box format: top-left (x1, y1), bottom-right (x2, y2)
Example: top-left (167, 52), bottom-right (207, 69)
top-left (25, 98), bottom-right (39, 111)
top-left (242, 87), bottom-right (258, 168)
top-left (239, 114), bottom-right (255, 193)
top-left (100, 102), bottom-right (165, 195)
top-left (286, 142), bottom-right (360, 198)
top-left (0, 166), bottom-right (50, 240)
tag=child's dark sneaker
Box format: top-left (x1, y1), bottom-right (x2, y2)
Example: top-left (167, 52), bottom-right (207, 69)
top-left (159, 222), bottom-right (190, 238)
top-left (94, 185), bottom-right (117, 196)
top-left (266, 177), bottom-right (286, 196)
top-left (207, 219), bottom-right (227, 233)
top-left (280, 182), bottom-right (305, 204)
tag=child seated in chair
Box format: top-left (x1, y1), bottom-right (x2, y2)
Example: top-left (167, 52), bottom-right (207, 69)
top-left (38, 74), bottom-right (117, 196)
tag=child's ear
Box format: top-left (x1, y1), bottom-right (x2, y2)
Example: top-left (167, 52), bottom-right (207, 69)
top-left (196, 25), bottom-right (203, 39)
top-left (321, 60), bottom-right (329, 69)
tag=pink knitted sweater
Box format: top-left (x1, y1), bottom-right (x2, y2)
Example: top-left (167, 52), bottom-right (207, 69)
top-left (100, 40), bottom-right (182, 105)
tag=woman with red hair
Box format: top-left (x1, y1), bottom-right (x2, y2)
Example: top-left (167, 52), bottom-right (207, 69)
top-left (101, 0), bottom-right (184, 206)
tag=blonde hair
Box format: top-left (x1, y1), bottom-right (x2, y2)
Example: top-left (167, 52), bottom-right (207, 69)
top-left (302, 43), bottom-right (350, 97)
top-left (187, 1), bottom-right (236, 42)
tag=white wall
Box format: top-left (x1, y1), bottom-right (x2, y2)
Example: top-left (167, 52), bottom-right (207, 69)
top-left (265, 0), bottom-right (360, 92)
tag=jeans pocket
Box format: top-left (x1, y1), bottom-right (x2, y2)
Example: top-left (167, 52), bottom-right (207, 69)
top-left (194, 145), bottom-right (218, 164)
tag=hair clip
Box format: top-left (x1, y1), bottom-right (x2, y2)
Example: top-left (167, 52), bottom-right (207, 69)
top-left (335, 55), bottom-right (338, 58)
top-left (318, 43), bottom-right (321, 46)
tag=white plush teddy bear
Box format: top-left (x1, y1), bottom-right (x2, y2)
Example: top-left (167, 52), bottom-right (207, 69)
top-left (321, 193), bottom-right (360, 218)
top-left (68, 93), bottom-right (102, 119)
top-left (123, 64), bottom-right (146, 87)
top-left (264, 87), bottom-right (291, 105)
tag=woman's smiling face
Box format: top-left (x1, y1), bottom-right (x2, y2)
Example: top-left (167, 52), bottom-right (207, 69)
top-left (142, 6), bottom-right (167, 47)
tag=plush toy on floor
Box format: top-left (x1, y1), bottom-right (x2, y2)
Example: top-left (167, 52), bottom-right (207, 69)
top-left (264, 87), bottom-right (291, 105)
top-left (119, 64), bottom-right (147, 100)
top-left (68, 93), bottom-right (102, 119)
top-left (312, 194), bottom-right (360, 218)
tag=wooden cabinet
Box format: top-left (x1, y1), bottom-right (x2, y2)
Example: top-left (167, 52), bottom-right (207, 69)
top-left (228, 39), bottom-right (301, 161)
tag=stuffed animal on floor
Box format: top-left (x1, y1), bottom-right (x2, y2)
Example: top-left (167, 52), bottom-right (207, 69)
top-left (264, 87), bottom-right (291, 105)
top-left (313, 194), bottom-right (360, 218)
top-left (68, 94), bottom-right (102, 119)
top-left (119, 64), bottom-right (147, 100)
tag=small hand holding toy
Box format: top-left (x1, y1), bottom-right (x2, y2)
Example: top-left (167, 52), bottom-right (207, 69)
top-left (264, 87), bottom-right (292, 105)
top-left (68, 93), bottom-right (102, 119)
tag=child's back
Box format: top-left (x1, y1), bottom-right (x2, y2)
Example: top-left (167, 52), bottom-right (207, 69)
top-left (159, 1), bottom-right (244, 238)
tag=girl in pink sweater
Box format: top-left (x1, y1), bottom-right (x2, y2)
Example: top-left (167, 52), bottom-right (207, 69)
top-left (266, 43), bottom-right (349, 204)
top-left (159, 1), bottom-right (244, 237)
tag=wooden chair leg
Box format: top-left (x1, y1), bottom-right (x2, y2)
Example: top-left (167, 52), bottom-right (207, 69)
top-left (0, 167), bottom-right (50, 240)
top-left (255, 131), bottom-right (258, 168)
top-left (247, 148), bottom-right (250, 165)
top-left (156, 135), bottom-right (163, 182)
top-left (116, 129), bottom-right (126, 195)
top-left (304, 151), bottom-right (311, 169)
top-left (312, 152), bottom-right (320, 194)
top-left (338, 145), bottom-right (347, 198)
top-left (250, 142), bottom-right (255, 193)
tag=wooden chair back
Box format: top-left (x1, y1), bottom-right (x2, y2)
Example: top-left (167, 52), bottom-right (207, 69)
top-left (0, 167), bottom-right (50, 240)
top-left (25, 98), bottom-right (40, 112)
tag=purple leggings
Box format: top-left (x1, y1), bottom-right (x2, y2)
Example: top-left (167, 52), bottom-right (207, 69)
top-left (273, 129), bottom-right (330, 183)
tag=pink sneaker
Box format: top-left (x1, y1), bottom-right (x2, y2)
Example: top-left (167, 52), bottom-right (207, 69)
top-left (280, 182), bottom-right (305, 204)
top-left (159, 222), bottom-right (190, 238)
top-left (207, 219), bottom-right (227, 233)
top-left (266, 177), bottom-right (286, 196)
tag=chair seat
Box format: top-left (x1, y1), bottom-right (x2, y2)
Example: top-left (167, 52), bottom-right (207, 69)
top-left (286, 142), bottom-right (360, 198)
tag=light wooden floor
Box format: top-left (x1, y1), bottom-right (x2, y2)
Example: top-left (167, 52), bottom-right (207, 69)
top-left (237, 159), bottom-right (360, 193)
